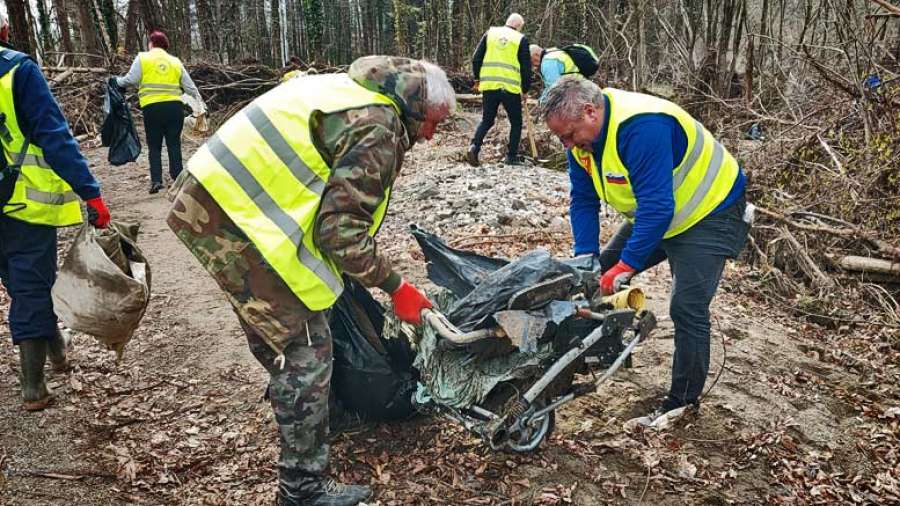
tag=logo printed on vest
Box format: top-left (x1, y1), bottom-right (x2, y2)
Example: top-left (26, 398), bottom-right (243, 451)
top-left (579, 154), bottom-right (593, 175)
top-left (605, 172), bottom-right (627, 185)
top-left (157, 62), bottom-right (169, 72)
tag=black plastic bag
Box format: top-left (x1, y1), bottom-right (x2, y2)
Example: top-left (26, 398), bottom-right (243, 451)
top-left (329, 278), bottom-right (418, 421)
top-left (101, 78), bottom-right (141, 166)
top-left (411, 225), bottom-right (509, 298)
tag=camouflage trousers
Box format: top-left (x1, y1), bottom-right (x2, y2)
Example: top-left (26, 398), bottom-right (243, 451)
top-left (167, 172), bottom-right (332, 484)
top-left (242, 313), bottom-right (332, 484)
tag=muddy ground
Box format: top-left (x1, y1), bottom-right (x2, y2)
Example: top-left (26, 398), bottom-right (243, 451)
top-left (0, 107), bottom-right (896, 505)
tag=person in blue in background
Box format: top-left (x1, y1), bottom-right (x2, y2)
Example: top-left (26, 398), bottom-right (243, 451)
top-left (539, 76), bottom-right (751, 429)
top-left (0, 12), bottom-right (110, 411)
top-left (530, 44), bottom-right (582, 101)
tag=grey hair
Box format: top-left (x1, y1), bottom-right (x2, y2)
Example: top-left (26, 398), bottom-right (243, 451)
top-left (506, 13), bottom-right (525, 30)
top-left (422, 61), bottom-right (457, 113)
top-left (0, 10), bottom-right (8, 28)
top-left (539, 75), bottom-right (602, 122)
top-left (529, 44), bottom-right (543, 59)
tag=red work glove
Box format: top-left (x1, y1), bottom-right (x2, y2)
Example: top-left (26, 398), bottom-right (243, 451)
top-left (390, 279), bottom-right (433, 326)
top-left (600, 260), bottom-right (636, 296)
top-left (85, 196), bottom-right (110, 228)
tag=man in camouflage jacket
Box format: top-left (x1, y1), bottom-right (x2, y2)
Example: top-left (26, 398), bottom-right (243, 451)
top-left (168, 56), bottom-right (455, 506)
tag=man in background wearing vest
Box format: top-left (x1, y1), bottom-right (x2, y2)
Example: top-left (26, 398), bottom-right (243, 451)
top-left (540, 76), bottom-right (751, 429)
top-left (467, 13), bottom-right (532, 167)
top-left (0, 13), bottom-right (111, 411)
top-left (530, 44), bottom-right (581, 100)
top-left (168, 56), bottom-right (456, 506)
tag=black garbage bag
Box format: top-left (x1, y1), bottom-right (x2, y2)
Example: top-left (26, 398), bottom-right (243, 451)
top-left (411, 225), bottom-right (582, 331)
top-left (101, 78), bottom-right (141, 166)
top-left (329, 278), bottom-right (418, 420)
top-left (411, 225), bottom-right (508, 298)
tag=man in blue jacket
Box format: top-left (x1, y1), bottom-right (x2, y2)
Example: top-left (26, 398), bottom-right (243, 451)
top-left (540, 76), bottom-right (751, 428)
top-left (0, 13), bottom-right (110, 411)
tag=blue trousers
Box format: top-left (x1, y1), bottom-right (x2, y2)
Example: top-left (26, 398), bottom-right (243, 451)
top-left (0, 215), bottom-right (58, 343)
top-left (599, 196), bottom-right (750, 407)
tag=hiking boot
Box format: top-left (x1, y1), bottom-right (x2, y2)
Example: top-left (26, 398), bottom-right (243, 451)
top-left (18, 339), bottom-right (52, 411)
top-left (278, 476), bottom-right (371, 506)
top-left (466, 144), bottom-right (480, 167)
top-left (624, 399), bottom-right (692, 431)
top-left (504, 153), bottom-right (524, 166)
top-left (149, 182), bottom-right (164, 194)
top-left (47, 328), bottom-right (71, 373)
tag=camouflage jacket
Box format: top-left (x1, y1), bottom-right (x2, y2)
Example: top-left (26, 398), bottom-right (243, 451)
top-left (169, 56), bottom-right (429, 338)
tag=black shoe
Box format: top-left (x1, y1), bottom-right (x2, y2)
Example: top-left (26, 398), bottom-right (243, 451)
top-left (466, 144), bottom-right (480, 167)
top-left (278, 477), bottom-right (371, 506)
top-left (149, 182), bottom-right (164, 194)
top-left (505, 154), bottom-right (524, 166)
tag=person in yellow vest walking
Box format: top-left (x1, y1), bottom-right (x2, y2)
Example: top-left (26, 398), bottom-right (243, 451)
top-left (167, 56), bottom-right (455, 506)
top-left (467, 13), bottom-right (532, 166)
top-left (0, 13), bottom-right (110, 411)
top-left (116, 30), bottom-right (205, 194)
top-left (540, 76), bottom-right (752, 429)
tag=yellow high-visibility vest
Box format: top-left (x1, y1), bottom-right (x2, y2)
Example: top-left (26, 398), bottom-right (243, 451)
top-left (479, 26), bottom-right (524, 94)
top-left (571, 88), bottom-right (739, 238)
top-left (187, 74), bottom-right (399, 311)
top-left (0, 55), bottom-right (82, 227)
top-left (543, 48), bottom-right (578, 75)
top-left (138, 48), bottom-right (183, 107)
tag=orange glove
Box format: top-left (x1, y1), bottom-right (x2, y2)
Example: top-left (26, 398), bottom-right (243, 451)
top-left (390, 279), bottom-right (433, 326)
top-left (600, 260), bottom-right (636, 295)
top-left (85, 196), bottom-right (110, 228)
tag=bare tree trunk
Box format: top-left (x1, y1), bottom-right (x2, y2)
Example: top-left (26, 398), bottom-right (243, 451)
top-left (36, 0), bottom-right (54, 58)
top-left (195, 0), bottom-right (218, 57)
top-left (271, 0), bottom-right (283, 66)
top-left (6, 0), bottom-right (36, 56)
top-left (124, 0), bottom-right (142, 54)
top-left (139, 0), bottom-right (165, 32)
top-left (52, 0), bottom-right (75, 64)
top-left (75, 0), bottom-right (104, 64)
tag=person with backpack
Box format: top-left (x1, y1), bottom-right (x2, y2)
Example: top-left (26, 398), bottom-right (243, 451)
top-left (530, 43), bottom-right (600, 100)
top-left (467, 13), bottom-right (532, 167)
top-left (0, 12), bottom-right (110, 411)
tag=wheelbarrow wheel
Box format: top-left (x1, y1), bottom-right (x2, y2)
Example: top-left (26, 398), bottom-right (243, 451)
top-left (505, 405), bottom-right (555, 453)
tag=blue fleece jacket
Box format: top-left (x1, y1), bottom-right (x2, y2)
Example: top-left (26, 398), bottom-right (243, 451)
top-left (6, 54), bottom-right (100, 200)
top-left (539, 57), bottom-right (564, 100)
top-left (568, 95), bottom-right (745, 269)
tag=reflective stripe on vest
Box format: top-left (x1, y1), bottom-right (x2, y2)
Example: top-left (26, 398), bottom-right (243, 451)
top-left (544, 48), bottom-right (579, 75)
top-left (0, 59), bottom-right (82, 227)
top-left (571, 88), bottom-right (739, 238)
top-left (187, 73), bottom-right (398, 311)
top-left (479, 26), bottom-right (523, 94)
top-left (138, 49), bottom-right (183, 107)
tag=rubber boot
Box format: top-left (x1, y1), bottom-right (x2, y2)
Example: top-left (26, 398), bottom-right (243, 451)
top-left (47, 328), bottom-right (71, 373)
top-left (466, 144), bottom-right (480, 167)
top-left (18, 339), bottom-right (52, 411)
top-left (278, 476), bottom-right (371, 506)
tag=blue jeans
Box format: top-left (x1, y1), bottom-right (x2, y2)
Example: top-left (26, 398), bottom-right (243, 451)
top-left (0, 216), bottom-right (59, 343)
top-left (599, 196), bottom-right (750, 407)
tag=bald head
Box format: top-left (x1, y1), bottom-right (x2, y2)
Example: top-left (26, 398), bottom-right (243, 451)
top-left (506, 13), bottom-right (524, 31)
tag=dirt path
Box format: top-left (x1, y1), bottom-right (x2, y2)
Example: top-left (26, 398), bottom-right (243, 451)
top-left (1, 111), bottom-right (894, 505)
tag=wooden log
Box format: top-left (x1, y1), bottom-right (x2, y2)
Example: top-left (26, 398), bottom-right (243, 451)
top-left (42, 66), bottom-right (108, 73)
top-left (836, 255), bottom-right (900, 277)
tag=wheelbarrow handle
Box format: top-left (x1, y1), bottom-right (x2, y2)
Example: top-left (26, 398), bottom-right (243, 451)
top-left (421, 308), bottom-right (501, 345)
